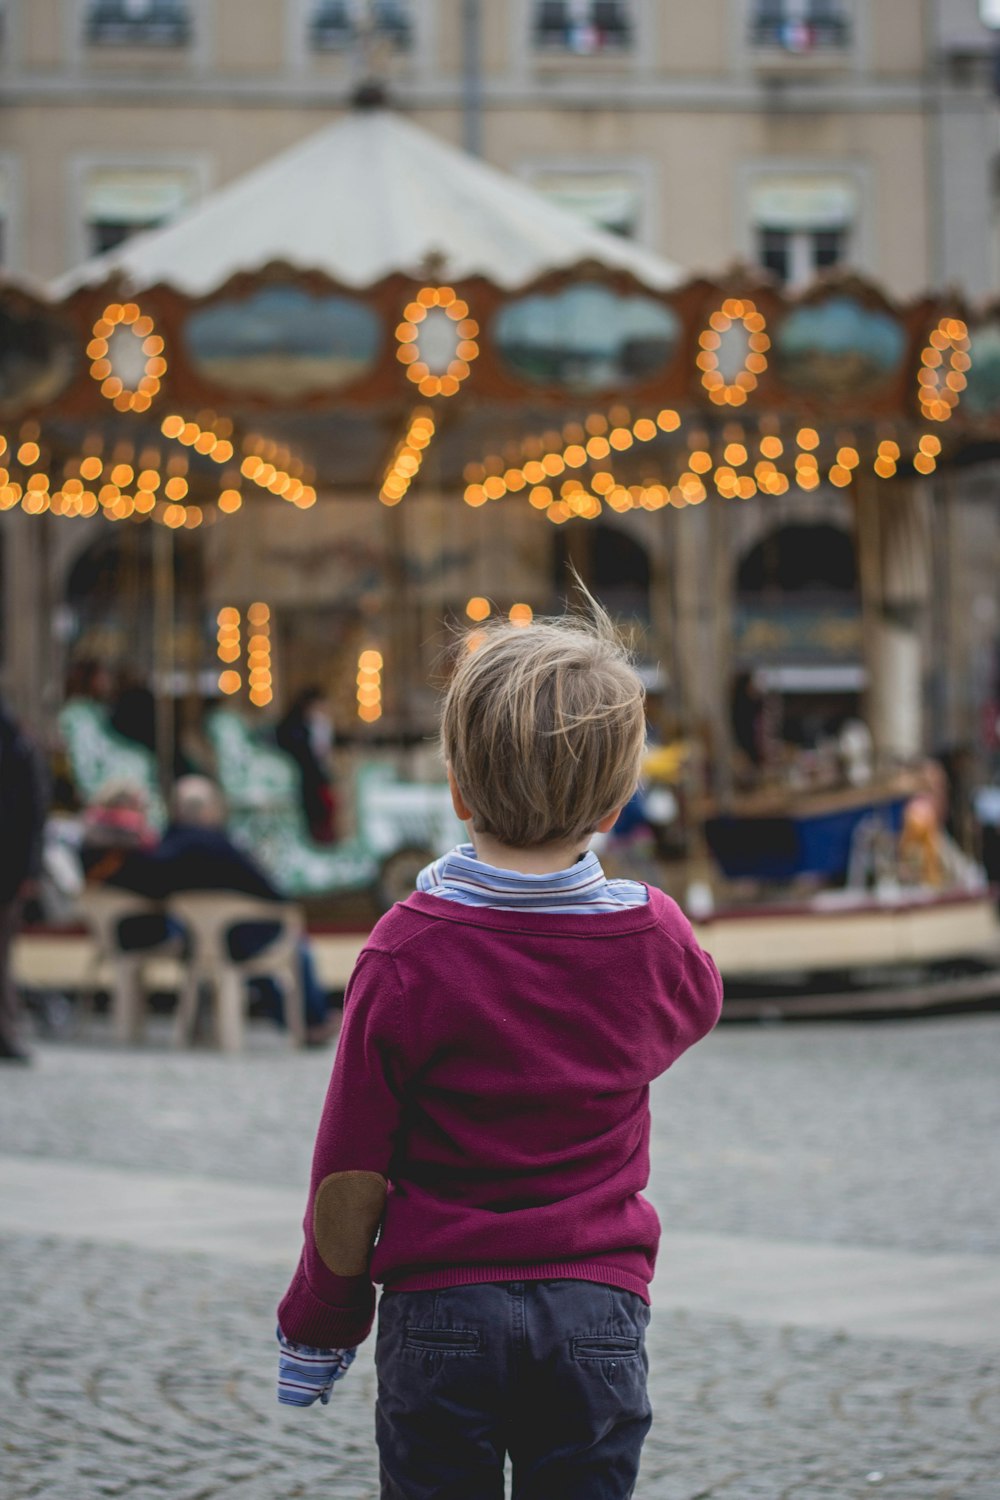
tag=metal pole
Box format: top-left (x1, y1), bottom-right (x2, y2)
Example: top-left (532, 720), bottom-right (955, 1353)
top-left (462, 0), bottom-right (483, 157)
top-left (854, 472), bottom-right (884, 768)
top-left (153, 522), bottom-right (175, 795)
top-left (709, 493), bottom-right (734, 809)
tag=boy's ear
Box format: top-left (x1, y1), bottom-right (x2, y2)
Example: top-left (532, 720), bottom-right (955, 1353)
top-left (446, 764), bottom-right (474, 823)
top-left (596, 805), bottom-right (625, 834)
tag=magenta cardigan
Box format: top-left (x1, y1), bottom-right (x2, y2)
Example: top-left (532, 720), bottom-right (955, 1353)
top-left (278, 886), bottom-right (723, 1348)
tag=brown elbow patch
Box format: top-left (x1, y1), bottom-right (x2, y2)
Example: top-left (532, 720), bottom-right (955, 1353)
top-left (313, 1170), bottom-right (388, 1276)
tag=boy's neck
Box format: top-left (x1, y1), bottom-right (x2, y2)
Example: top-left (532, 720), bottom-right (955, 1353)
top-left (470, 831), bottom-right (590, 876)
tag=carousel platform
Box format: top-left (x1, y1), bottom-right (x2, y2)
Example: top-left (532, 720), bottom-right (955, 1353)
top-left (14, 884), bottom-right (1000, 1024)
top-left (692, 886), bottom-right (1000, 1020)
top-left (13, 925), bottom-right (368, 999)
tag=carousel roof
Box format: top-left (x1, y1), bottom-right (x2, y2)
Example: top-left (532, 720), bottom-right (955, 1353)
top-left (51, 107), bottom-right (684, 298)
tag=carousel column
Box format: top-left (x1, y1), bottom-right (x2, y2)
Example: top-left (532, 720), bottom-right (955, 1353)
top-left (648, 509), bottom-right (674, 709)
top-left (927, 471), bottom-right (959, 749)
top-left (672, 497), bottom-right (731, 805)
top-left (153, 521), bottom-right (176, 792)
top-left (708, 492), bottom-right (735, 806)
top-left (2, 513), bottom-right (46, 729)
top-left (857, 475), bottom-right (930, 764)
top-left (382, 495), bottom-right (415, 753)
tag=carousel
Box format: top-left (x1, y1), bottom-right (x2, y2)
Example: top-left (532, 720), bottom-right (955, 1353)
top-left (3, 101), bottom-right (1000, 1009)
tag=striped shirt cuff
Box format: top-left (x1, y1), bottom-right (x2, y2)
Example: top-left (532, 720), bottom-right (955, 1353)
top-left (276, 1325), bottom-right (356, 1406)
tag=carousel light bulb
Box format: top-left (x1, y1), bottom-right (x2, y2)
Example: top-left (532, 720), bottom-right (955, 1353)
top-left (465, 597), bottom-right (490, 622)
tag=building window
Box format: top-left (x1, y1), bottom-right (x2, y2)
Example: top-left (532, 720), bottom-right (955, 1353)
top-left (758, 225), bottom-right (847, 285)
top-left (85, 0), bottom-right (191, 47)
top-left (533, 1), bottom-right (632, 54)
top-left (526, 169), bottom-right (643, 239)
top-left (750, 0), bottom-right (850, 52)
top-left (751, 177), bottom-right (855, 288)
top-left (310, 0), bottom-right (412, 53)
top-left (83, 167), bottom-right (196, 257)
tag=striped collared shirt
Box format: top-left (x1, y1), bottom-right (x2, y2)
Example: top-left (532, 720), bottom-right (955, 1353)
top-left (416, 842), bottom-right (648, 912)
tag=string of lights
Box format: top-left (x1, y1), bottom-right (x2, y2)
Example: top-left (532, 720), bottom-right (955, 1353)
top-left (357, 649), bottom-right (384, 723)
top-left (462, 409), bottom-right (944, 523)
top-left (216, 602), bottom-right (273, 708)
top-left (379, 409), bottom-right (436, 505)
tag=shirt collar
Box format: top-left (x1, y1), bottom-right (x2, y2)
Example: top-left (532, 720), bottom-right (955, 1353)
top-left (426, 842), bottom-right (610, 900)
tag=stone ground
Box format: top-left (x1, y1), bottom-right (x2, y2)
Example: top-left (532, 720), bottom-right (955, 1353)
top-left (1, 1011), bottom-right (999, 1499)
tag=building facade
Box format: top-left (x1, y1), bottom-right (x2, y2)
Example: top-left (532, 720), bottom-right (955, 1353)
top-left (0, 0), bottom-right (997, 297)
top-left (2, 0), bottom-right (1000, 778)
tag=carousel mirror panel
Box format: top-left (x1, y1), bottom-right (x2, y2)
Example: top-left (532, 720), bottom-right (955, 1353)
top-left (772, 294), bottom-right (906, 401)
top-left (964, 318), bottom-right (1000, 416)
top-left (493, 281), bottom-right (680, 393)
top-left (183, 283), bottom-right (383, 397)
top-left (0, 299), bottom-right (79, 417)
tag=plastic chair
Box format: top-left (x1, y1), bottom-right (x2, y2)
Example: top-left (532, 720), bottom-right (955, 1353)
top-left (78, 886), bottom-right (179, 1044)
top-left (166, 892), bottom-right (305, 1052)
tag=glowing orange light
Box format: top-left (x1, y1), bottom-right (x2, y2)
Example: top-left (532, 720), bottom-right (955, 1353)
top-left (698, 299), bottom-right (769, 406)
top-left (92, 303), bottom-right (166, 411)
top-left (394, 289), bottom-right (480, 398)
top-left (918, 317), bottom-right (971, 423)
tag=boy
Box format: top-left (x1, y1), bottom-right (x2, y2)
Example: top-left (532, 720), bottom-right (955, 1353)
top-left (276, 603), bottom-right (723, 1498)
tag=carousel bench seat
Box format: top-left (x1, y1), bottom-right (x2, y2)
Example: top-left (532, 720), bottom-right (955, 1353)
top-left (59, 699), bottom-right (165, 827)
top-left (205, 710), bottom-right (379, 899)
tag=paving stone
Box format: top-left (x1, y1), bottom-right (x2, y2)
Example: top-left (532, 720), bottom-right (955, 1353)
top-left (1, 1013), bottom-right (998, 1495)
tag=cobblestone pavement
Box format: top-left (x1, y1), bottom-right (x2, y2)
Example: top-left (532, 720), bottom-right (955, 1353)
top-left (2, 1015), bottom-right (999, 1498)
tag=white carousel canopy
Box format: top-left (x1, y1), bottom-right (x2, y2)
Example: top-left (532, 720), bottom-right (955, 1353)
top-left (51, 107), bottom-right (683, 297)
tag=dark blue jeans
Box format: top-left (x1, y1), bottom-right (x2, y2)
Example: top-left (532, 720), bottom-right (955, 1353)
top-left (375, 1280), bottom-right (651, 1499)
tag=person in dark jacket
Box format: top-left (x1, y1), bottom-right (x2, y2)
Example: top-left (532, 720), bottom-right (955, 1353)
top-left (276, 688), bottom-right (337, 843)
top-left (112, 776), bottom-right (337, 1043)
top-left (0, 696), bottom-right (50, 1062)
top-left (109, 666), bottom-right (157, 755)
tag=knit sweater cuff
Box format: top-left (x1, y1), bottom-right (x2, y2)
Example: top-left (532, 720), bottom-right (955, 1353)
top-left (277, 1259), bottom-right (376, 1349)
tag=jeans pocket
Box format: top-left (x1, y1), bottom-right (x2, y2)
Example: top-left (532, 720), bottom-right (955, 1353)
top-left (571, 1333), bottom-right (641, 1387)
top-left (571, 1334), bottom-right (641, 1361)
top-left (403, 1326), bottom-right (482, 1355)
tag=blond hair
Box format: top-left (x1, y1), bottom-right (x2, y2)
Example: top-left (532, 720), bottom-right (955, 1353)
top-left (442, 601), bottom-right (646, 849)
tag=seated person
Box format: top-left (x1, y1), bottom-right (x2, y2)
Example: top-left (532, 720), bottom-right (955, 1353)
top-left (80, 781), bottom-right (167, 951)
top-left (103, 776), bottom-right (337, 1045)
top-left (81, 780), bottom-right (158, 874)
